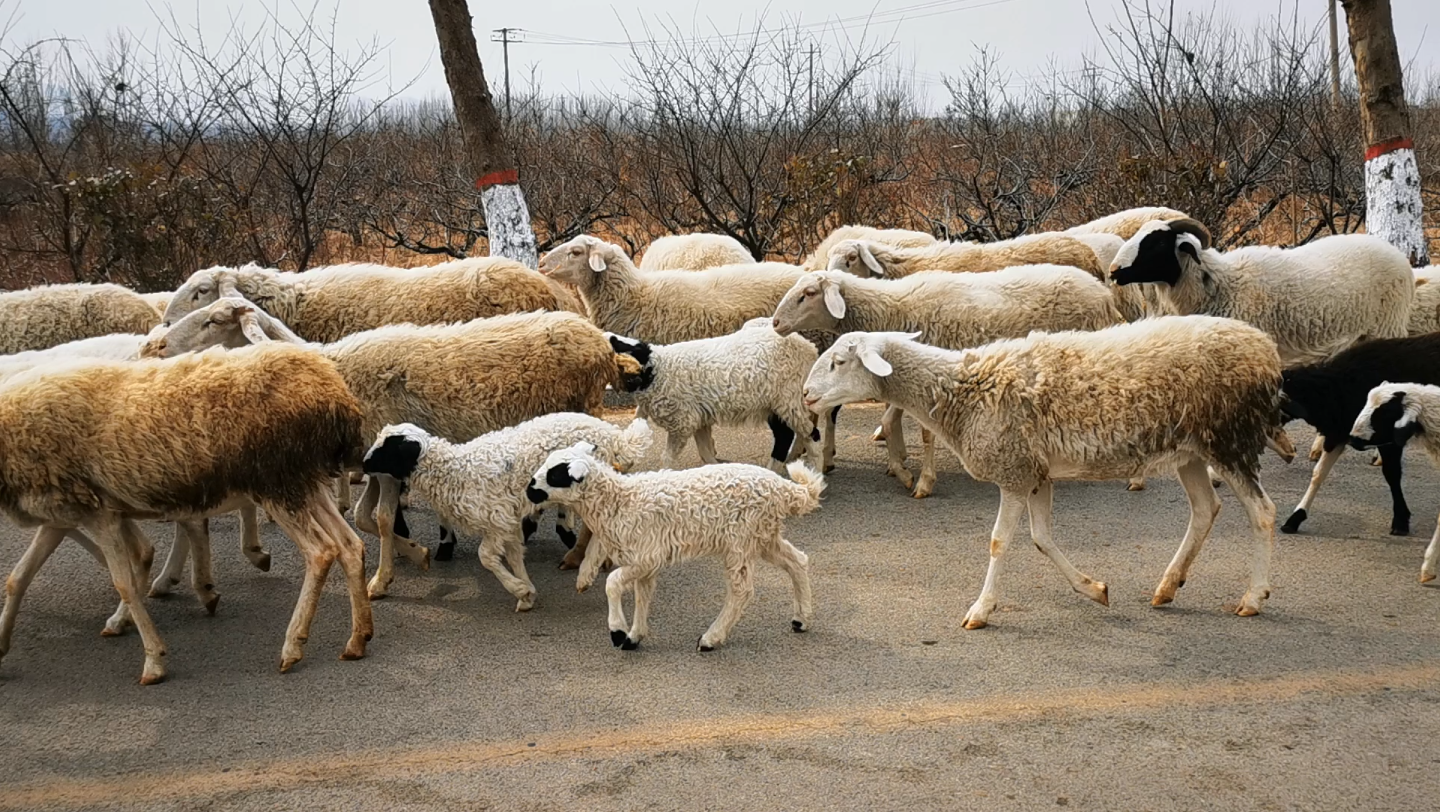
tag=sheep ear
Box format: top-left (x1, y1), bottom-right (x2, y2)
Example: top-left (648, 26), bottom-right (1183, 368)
top-left (822, 281), bottom-right (847, 319)
top-left (238, 311), bottom-right (269, 345)
top-left (1175, 233), bottom-right (1202, 261)
top-left (857, 345), bottom-right (893, 377)
top-left (566, 458), bottom-right (591, 482)
top-left (859, 244), bottom-right (883, 276)
top-left (903, 331), bottom-right (922, 342)
top-left (588, 246), bottom-right (607, 272)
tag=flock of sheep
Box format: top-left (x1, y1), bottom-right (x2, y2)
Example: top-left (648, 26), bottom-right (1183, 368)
top-left (1, 205), bottom-right (1438, 684)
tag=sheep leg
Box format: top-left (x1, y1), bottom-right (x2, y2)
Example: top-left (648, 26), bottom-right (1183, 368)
top-left (334, 474), bottom-right (351, 516)
top-left (1421, 517), bottom-right (1440, 583)
top-left (913, 428), bottom-right (937, 499)
top-left (561, 524), bottom-right (592, 571)
top-left (766, 414), bottom-right (796, 474)
top-left (1216, 469), bottom-right (1276, 616)
top-left (501, 528), bottom-right (537, 611)
top-left (477, 533), bottom-right (537, 611)
top-left (883, 408), bottom-right (915, 490)
top-left (619, 568), bottom-right (659, 650)
top-left (367, 475), bottom-right (428, 599)
top-left (181, 519), bottom-right (220, 616)
top-left (1308, 435), bottom-right (1324, 462)
top-left (823, 407), bottom-right (838, 473)
top-left (573, 528), bottom-right (604, 587)
top-left (962, 488), bottom-right (1027, 630)
top-left (104, 521), bottom-right (156, 637)
top-left (1126, 477), bottom-right (1147, 492)
top-left (270, 510), bottom-right (335, 673)
top-left (1152, 459), bottom-right (1221, 606)
top-left (663, 431), bottom-right (690, 469)
top-left (313, 497), bottom-right (372, 659)
top-left (1026, 481), bottom-right (1109, 606)
top-left (66, 528), bottom-right (106, 565)
top-left (872, 405), bottom-right (897, 443)
top-left (697, 558), bottom-right (755, 652)
top-left (604, 566), bottom-right (635, 645)
top-left (148, 523), bottom-right (189, 597)
top-left (694, 426), bottom-right (725, 465)
top-left (239, 503), bottom-right (270, 572)
top-left (552, 509), bottom-right (577, 550)
top-left (353, 476), bottom-right (381, 536)
top-left (1378, 443), bottom-right (1412, 535)
top-left (94, 517), bottom-right (167, 684)
top-left (1281, 440), bottom-right (1345, 534)
top-left (0, 526), bottom-right (67, 661)
top-left (760, 538), bottom-right (813, 632)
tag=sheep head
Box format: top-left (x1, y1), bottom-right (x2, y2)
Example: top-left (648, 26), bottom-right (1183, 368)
top-left (147, 296), bottom-right (294, 358)
top-left (826, 239), bottom-right (888, 277)
top-left (772, 271), bottom-right (848, 336)
top-left (163, 267), bottom-right (245, 326)
top-left (362, 423), bottom-right (432, 481)
top-left (803, 331), bottom-right (920, 414)
top-left (1110, 217), bottom-right (1213, 288)
top-left (1350, 383), bottom-right (1426, 451)
top-left (527, 442), bottom-right (603, 505)
top-left (540, 235), bottom-right (626, 285)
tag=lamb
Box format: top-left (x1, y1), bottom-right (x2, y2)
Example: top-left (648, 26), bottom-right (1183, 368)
top-left (162, 257), bottom-right (564, 342)
top-left (1063, 206), bottom-right (1190, 240)
top-left (771, 266), bottom-right (1122, 497)
top-left (800, 317), bottom-right (1282, 626)
top-left (1109, 219), bottom-right (1414, 367)
top-left (638, 233), bottom-right (754, 271)
top-left (1275, 334), bottom-right (1440, 536)
top-left (360, 415), bottom-right (653, 610)
top-left (526, 445), bottom-right (823, 651)
top-left (605, 318), bottom-right (826, 473)
top-left (1407, 268), bottom-right (1440, 336)
top-left (800, 225), bottom-right (937, 271)
top-left (1349, 382), bottom-right (1440, 583)
top-left (826, 233), bottom-right (1105, 281)
top-left (0, 282), bottom-right (161, 354)
top-left (150, 300), bottom-right (637, 598)
top-left (0, 343), bottom-right (372, 683)
top-left (539, 235), bottom-right (804, 343)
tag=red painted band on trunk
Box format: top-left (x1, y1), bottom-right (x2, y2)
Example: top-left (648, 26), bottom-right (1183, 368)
top-left (475, 169), bottom-right (519, 188)
top-left (1364, 137), bottom-right (1414, 161)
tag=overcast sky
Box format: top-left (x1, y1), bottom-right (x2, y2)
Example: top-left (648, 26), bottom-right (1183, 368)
top-left (12, 1), bottom-right (1439, 107)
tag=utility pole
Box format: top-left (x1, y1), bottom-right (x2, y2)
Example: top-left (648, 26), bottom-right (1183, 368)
top-left (490, 26), bottom-right (516, 122)
top-left (428, 0), bottom-right (538, 268)
top-left (1341, 0), bottom-right (1428, 266)
top-left (1328, 0), bottom-right (1342, 109)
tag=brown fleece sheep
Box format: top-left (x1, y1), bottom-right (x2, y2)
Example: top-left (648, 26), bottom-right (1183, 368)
top-left (0, 343), bottom-right (371, 684)
top-left (0, 283), bottom-right (161, 354)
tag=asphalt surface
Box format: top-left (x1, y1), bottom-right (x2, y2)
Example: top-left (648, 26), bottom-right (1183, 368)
top-left (1, 404), bottom-right (1438, 811)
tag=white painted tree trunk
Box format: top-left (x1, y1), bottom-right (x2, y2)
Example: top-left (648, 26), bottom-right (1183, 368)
top-left (480, 183), bottom-right (538, 270)
top-left (1365, 146), bottom-right (1429, 266)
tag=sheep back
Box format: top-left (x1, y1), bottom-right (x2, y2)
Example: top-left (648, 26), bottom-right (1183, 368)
top-left (591, 263), bottom-right (804, 344)
top-left (1064, 207), bottom-right (1189, 240)
top-left (802, 225), bottom-right (936, 270)
top-left (1409, 268), bottom-right (1440, 336)
top-left (639, 233), bottom-right (753, 271)
top-left (0, 283), bottom-right (161, 354)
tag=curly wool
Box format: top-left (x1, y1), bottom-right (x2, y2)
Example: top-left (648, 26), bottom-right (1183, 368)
top-left (828, 233), bottom-right (1104, 280)
top-left (1408, 269), bottom-right (1440, 336)
top-left (1063, 206), bottom-right (1190, 240)
top-left (164, 257), bottom-right (562, 342)
top-left (0, 283), bottom-right (161, 355)
top-left (639, 233), bottom-right (754, 271)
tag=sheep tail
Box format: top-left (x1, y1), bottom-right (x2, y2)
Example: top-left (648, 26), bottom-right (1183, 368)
top-left (783, 461), bottom-right (826, 514)
top-left (612, 418), bottom-right (654, 471)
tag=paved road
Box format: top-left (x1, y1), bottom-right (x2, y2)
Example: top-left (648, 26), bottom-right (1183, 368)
top-left (1, 404), bottom-right (1438, 811)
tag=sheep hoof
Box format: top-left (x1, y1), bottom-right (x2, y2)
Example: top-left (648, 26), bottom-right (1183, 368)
top-left (254, 552), bottom-right (272, 572)
top-left (279, 656), bottom-right (301, 673)
top-left (559, 558), bottom-right (580, 571)
top-left (1279, 510), bottom-right (1306, 534)
top-left (823, 464), bottom-right (836, 474)
top-left (911, 481), bottom-right (934, 499)
top-left (620, 637), bottom-right (640, 651)
top-left (1092, 582), bottom-right (1110, 607)
top-left (515, 595), bottom-right (535, 612)
top-left (791, 619), bottom-right (807, 633)
top-left (1126, 480), bottom-right (1146, 492)
top-left (1390, 519), bottom-right (1411, 536)
top-left (203, 594), bottom-right (221, 616)
top-left (697, 639), bottom-right (715, 653)
top-left (962, 618), bottom-right (987, 631)
top-left (434, 541), bottom-right (455, 562)
top-left (1235, 604), bottom-right (1261, 617)
top-left (139, 669), bottom-right (166, 686)
top-left (1151, 593), bottom-right (1173, 606)
top-left (610, 629), bottom-right (627, 647)
top-left (340, 639), bottom-right (366, 661)
top-left (1420, 571), bottom-right (1436, 583)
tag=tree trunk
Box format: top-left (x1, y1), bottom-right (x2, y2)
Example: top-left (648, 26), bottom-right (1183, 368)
top-left (426, 0), bottom-right (538, 269)
top-left (1342, 0), bottom-right (1428, 266)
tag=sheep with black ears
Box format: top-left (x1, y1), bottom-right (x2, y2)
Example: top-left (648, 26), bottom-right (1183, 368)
top-left (361, 415), bottom-right (652, 610)
top-left (1110, 219), bottom-right (1414, 366)
top-left (540, 235), bottom-right (804, 343)
top-left (800, 225), bottom-right (937, 271)
top-left (1350, 382), bottom-right (1440, 583)
top-left (0, 282), bottom-right (161, 354)
top-left (1275, 333), bottom-right (1440, 536)
top-left (0, 343), bottom-right (372, 683)
top-left (163, 257), bottom-right (564, 342)
top-left (605, 318), bottom-right (827, 473)
top-left (638, 233), bottom-right (754, 271)
top-left (527, 445), bottom-right (823, 651)
top-left (800, 317), bottom-right (1283, 626)
top-left (771, 266), bottom-right (1122, 497)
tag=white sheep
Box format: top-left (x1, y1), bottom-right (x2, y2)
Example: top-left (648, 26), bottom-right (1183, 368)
top-left (1350, 382), bottom-right (1440, 582)
top-left (540, 235), bottom-right (803, 344)
top-left (826, 233), bottom-right (1105, 281)
top-left (1110, 219), bottom-right (1414, 367)
top-left (527, 445), bottom-right (823, 651)
top-left (1408, 268), bottom-right (1440, 336)
top-left (162, 257), bottom-right (566, 342)
top-left (800, 225), bottom-right (937, 271)
top-left (0, 343), bottom-right (372, 683)
top-left (638, 233), bottom-right (754, 271)
top-left (0, 282), bottom-right (161, 354)
top-left (771, 266), bottom-right (1122, 497)
top-left (605, 318), bottom-right (825, 473)
top-left (1063, 206), bottom-right (1190, 240)
top-left (801, 317), bottom-right (1282, 627)
top-left (361, 415), bottom-right (652, 610)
